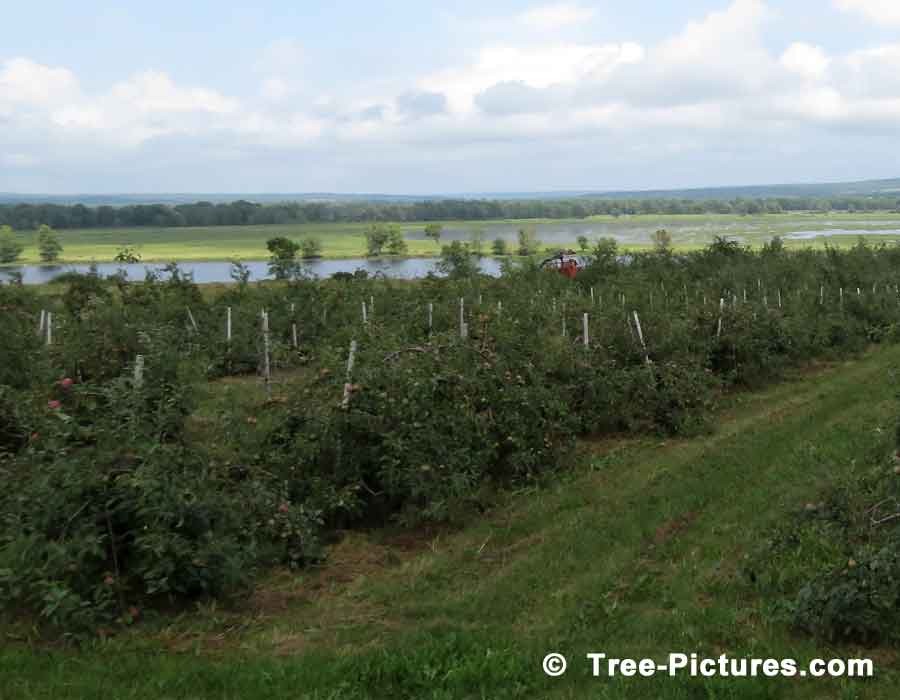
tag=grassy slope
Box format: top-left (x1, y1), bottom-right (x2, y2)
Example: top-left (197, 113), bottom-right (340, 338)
top-left (4, 212), bottom-right (900, 263)
top-left (3, 347), bottom-right (900, 699)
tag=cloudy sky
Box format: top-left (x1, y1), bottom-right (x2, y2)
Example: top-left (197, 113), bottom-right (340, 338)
top-left (2, 0), bottom-right (900, 194)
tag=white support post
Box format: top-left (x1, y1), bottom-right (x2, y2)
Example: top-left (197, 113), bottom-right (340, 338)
top-left (583, 313), bottom-right (589, 348)
top-left (292, 322), bottom-right (298, 349)
top-left (186, 307), bottom-right (198, 332)
top-left (777, 289), bottom-right (782, 309)
top-left (717, 298), bottom-right (724, 339)
top-left (342, 340), bottom-right (358, 409)
top-left (226, 307), bottom-right (232, 343)
top-left (46, 312), bottom-right (53, 346)
top-left (262, 310), bottom-right (271, 400)
top-left (633, 310), bottom-right (650, 365)
top-left (819, 285), bottom-right (824, 305)
top-left (459, 297), bottom-right (467, 338)
top-left (590, 287), bottom-right (595, 304)
top-left (362, 301), bottom-right (368, 325)
top-left (428, 302), bottom-right (433, 333)
top-left (38, 309), bottom-right (46, 335)
top-left (133, 354), bottom-right (144, 388)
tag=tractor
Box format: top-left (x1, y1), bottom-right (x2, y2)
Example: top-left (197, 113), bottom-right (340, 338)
top-left (540, 249), bottom-right (581, 279)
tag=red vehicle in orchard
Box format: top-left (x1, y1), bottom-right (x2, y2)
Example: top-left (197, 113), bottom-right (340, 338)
top-left (540, 250), bottom-right (581, 279)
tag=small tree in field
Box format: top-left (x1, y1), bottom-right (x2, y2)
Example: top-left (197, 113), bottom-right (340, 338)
top-left (114, 246), bottom-right (141, 264)
top-left (365, 223), bottom-right (390, 256)
top-left (652, 228), bottom-right (672, 254)
top-left (299, 237), bottom-right (322, 259)
top-left (424, 223), bottom-right (443, 247)
top-left (491, 237), bottom-right (508, 256)
top-left (0, 225), bottom-right (23, 263)
top-left (577, 235), bottom-right (590, 253)
top-left (37, 224), bottom-right (62, 263)
top-left (386, 225), bottom-right (408, 255)
top-left (266, 236), bottom-right (300, 279)
top-left (469, 225), bottom-right (485, 257)
top-left (436, 241), bottom-right (477, 278)
top-left (516, 226), bottom-right (538, 256)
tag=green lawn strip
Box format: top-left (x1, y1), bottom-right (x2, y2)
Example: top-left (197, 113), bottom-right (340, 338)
top-left (2, 349), bottom-right (900, 698)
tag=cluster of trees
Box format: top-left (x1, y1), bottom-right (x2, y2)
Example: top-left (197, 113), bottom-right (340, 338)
top-left (364, 223), bottom-right (408, 256)
top-left (0, 224), bottom-right (62, 264)
top-left (265, 236), bottom-right (322, 279)
top-left (2, 195), bottom-right (900, 231)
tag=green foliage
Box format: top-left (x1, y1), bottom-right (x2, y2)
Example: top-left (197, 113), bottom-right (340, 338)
top-left (113, 246), bottom-right (141, 264)
top-left (37, 224), bottom-right (62, 263)
top-left (516, 227), bottom-right (538, 256)
top-left (5, 240), bottom-right (900, 636)
top-left (229, 260), bottom-right (251, 286)
top-left (576, 234), bottom-right (589, 252)
top-left (424, 223), bottom-right (443, 245)
top-left (491, 237), bottom-right (508, 255)
top-left (386, 225), bottom-right (408, 255)
top-left (0, 224), bottom-right (24, 263)
top-left (365, 223), bottom-right (391, 256)
top-left (299, 237), bottom-right (322, 259)
top-left (436, 241), bottom-right (478, 278)
top-left (652, 228), bottom-right (672, 254)
top-left (266, 236), bottom-right (300, 279)
top-left (747, 426), bottom-right (900, 644)
top-left (469, 225), bottom-right (485, 257)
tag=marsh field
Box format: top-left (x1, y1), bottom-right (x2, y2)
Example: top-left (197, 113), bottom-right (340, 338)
top-left (5, 211), bottom-right (900, 264)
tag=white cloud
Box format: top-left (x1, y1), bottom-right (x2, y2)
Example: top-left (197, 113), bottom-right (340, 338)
top-left (780, 43), bottom-right (830, 82)
top-left (518, 3), bottom-right (596, 30)
top-left (834, 0), bottom-right (900, 26)
top-left (0, 57), bottom-right (79, 105)
top-left (602, 0), bottom-right (776, 107)
top-left (423, 42), bottom-right (643, 114)
top-left (839, 44), bottom-right (900, 98)
top-left (7, 0), bottom-right (900, 192)
top-left (260, 77), bottom-right (292, 101)
top-left (109, 71), bottom-right (238, 114)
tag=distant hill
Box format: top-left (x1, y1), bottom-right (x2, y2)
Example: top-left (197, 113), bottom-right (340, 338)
top-left (2, 177), bottom-right (900, 206)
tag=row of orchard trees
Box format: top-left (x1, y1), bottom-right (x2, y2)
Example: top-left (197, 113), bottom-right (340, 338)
top-left (3, 237), bottom-right (900, 634)
top-left (0, 224), bottom-right (63, 264)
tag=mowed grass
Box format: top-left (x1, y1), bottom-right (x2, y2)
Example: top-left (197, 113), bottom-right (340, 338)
top-left (3, 345), bottom-right (900, 698)
top-left (4, 211), bottom-right (900, 263)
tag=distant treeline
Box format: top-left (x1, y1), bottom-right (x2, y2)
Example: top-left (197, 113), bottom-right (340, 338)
top-left (1, 196), bottom-right (899, 230)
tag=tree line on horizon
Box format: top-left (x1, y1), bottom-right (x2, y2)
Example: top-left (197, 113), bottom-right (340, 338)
top-left (1, 195), bottom-right (899, 231)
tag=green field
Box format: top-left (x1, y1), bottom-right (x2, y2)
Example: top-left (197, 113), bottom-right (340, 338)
top-left (5, 211), bottom-right (900, 264)
top-left (4, 344), bottom-right (899, 699)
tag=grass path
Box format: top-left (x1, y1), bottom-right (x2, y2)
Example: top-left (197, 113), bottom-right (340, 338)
top-left (3, 348), bottom-right (900, 698)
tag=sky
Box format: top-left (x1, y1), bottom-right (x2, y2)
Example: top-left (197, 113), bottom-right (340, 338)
top-left (2, 0), bottom-right (900, 194)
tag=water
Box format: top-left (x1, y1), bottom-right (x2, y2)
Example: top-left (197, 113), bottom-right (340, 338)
top-left (0, 257), bottom-right (506, 285)
top-left (784, 229), bottom-right (900, 240)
